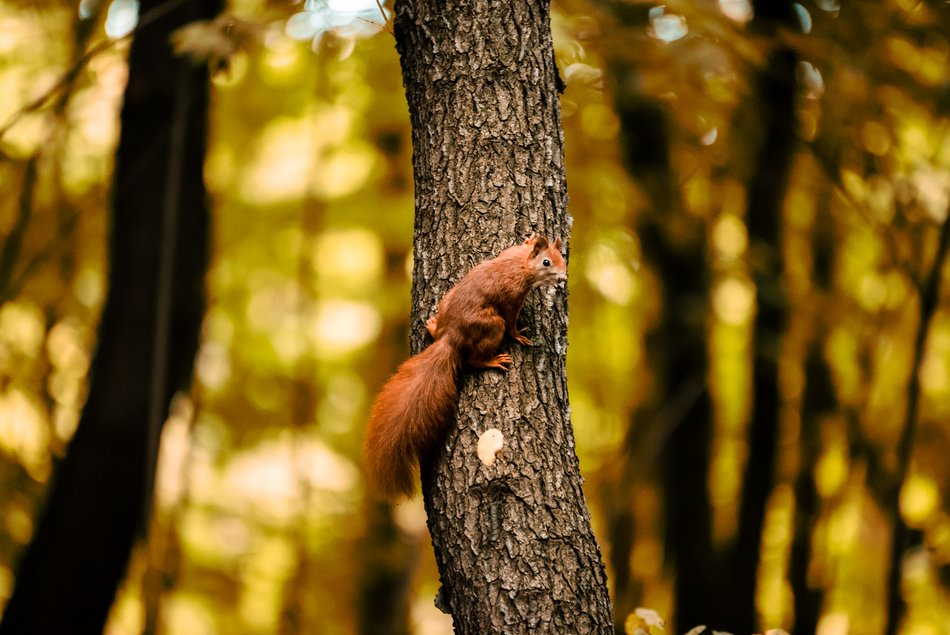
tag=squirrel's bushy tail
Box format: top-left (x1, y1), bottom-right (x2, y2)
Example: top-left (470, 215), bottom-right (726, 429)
top-left (365, 337), bottom-right (461, 498)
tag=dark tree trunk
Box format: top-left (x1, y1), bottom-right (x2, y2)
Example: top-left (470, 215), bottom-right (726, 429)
top-left (609, 84), bottom-right (714, 632)
top-left (357, 503), bottom-right (412, 635)
top-left (789, 344), bottom-right (829, 635)
top-left (616, 96), bottom-right (715, 635)
top-left (0, 0), bottom-right (217, 632)
top-left (788, 186), bottom-right (834, 635)
top-left (712, 3), bottom-right (798, 631)
top-left (884, 212), bottom-right (950, 635)
top-left (661, 375), bottom-right (713, 634)
top-left (357, 310), bottom-right (414, 635)
top-left (394, 0), bottom-right (613, 631)
top-left (599, 7), bottom-right (714, 629)
top-left (604, 4), bottom-right (798, 631)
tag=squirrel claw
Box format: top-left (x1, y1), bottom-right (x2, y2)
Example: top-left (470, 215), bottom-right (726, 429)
top-left (512, 327), bottom-right (532, 346)
top-left (424, 316), bottom-right (438, 337)
top-left (488, 353), bottom-right (513, 370)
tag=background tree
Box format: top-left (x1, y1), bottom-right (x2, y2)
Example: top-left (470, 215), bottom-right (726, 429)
top-left (0, 0), bottom-right (217, 632)
top-left (788, 181), bottom-right (836, 635)
top-left (584, 0), bottom-right (950, 632)
top-left (599, 3), bottom-right (713, 630)
top-left (711, 2), bottom-right (798, 631)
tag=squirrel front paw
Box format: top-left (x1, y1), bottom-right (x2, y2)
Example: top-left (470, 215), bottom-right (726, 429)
top-left (424, 315), bottom-right (438, 337)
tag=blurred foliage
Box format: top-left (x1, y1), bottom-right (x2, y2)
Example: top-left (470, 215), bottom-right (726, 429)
top-left (0, 0), bottom-right (949, 634)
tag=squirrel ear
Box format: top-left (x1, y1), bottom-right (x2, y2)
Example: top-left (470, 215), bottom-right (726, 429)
top-left (553, 237), bottom-right (562, 250)
top-left (523, 233), bottom-right (538, 245)
top-left (529, 235), bottom-right (548, 258)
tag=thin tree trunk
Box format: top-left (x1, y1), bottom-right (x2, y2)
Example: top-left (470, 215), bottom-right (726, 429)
top-left (0, 0), bottom-right (217, 632)
top-left (788, 186), bottom-right (835, 635)
top-left (358, 302), bottom-right (414, 635)
top-left (354, 83), bottom-right (417, 632)
top-left (394, 0), bottom-right (613, 631)
top-left (884, 211), bottom-right (950, 635)
top-left (620, 104), bottom-right (714, 634)
top-left (604, 17), bottom-right (714, 631)
top-left (357, 502), bottom-right (413, 635)
top-left (712, 3), bottom-right (798, 630)
top-left (789, 344), bottom-right (828, 634)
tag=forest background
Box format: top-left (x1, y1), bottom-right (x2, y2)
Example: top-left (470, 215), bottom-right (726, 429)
top-left (0, 0), bottom-right (948, 634)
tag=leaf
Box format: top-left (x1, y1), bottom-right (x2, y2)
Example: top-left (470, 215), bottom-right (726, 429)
top-left (635, 607), bottom-right (666, 629)
top-left (171, 14), bottom-right (262, 73)
top-left (623, 608), bottom-right (668, 635)
top-left (683, 626), bottom-right (706, 635)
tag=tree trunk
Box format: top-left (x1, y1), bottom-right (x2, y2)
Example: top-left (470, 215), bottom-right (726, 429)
top-left (712, 3), bottom-right (798, 630)
top-left (393, 0), bottom-right (613, 632)
top-left (357, 311), bottom-right (414, 635)
top-left (884, 210), bottom-right (950, 635)
top-left (788, 185), bottom-right (834, 635)
top-left (0, 0), bottom-right (216, 632)
top-left (609, 76), bottom-right (714, 632)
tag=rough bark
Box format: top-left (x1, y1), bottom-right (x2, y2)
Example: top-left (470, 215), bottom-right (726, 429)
top-left (0, 0), bottom-right (216, 632)
top-left (394, 0), bottom-right (613, 632)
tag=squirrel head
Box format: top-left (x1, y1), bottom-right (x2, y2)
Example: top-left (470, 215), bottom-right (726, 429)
top-left (523, 233), bottom-right (567, 287)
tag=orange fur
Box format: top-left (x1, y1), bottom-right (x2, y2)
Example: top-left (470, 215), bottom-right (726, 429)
top-left (364, 235), bottom-right (567, 499)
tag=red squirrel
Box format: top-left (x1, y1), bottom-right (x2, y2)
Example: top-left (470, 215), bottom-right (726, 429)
top-left (364, 234), bottom-right (567, 499)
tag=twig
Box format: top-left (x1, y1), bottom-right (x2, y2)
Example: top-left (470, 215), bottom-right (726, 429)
top-left (0, 4), bottom-right (100, 301)
top-left (373, 0), bottom-right (394, 34)
top-left (0, 157), bottom-right (38, 296)
top-left (0, 0), bottom-right (192, 141)
top-left (0, 209), bottom-right (81, 305)
top-left (808, 143), bottom-right (922, 291)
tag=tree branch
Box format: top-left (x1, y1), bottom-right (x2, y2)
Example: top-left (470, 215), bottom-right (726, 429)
top-left (884, 205), bottom-right (950, 635)
top-left (0, 0), bottom-right (192, 143)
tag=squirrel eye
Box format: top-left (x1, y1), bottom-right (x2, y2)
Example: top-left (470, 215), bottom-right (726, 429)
top-left (542, 258), bottom-right (551, 267)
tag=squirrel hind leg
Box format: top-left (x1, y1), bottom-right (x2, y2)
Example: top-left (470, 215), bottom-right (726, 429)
top-left (509, 325), bottom-right (532, 346)
top-left (471, 353), bottom-right (513, 370)
top-left (465, 309), bottom-right (508, 369)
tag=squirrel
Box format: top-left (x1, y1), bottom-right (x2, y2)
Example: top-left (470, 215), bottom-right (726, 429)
top-left (364, 234), bottom-right (567, 499)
